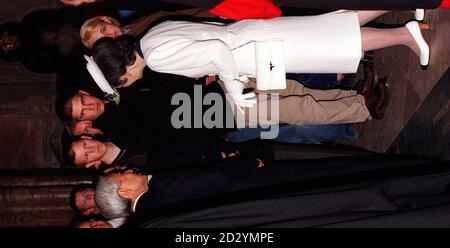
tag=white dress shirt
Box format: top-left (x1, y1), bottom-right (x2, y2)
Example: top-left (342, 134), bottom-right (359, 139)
top-left (131, 175), bottom-right (152, 213)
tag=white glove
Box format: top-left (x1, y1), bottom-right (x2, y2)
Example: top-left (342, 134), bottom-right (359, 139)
top-left (231, 92), bottom-right (257, 113)
top-left (237, 75), bottom-right (249, 84)
top-left (225, 77), bottom-right (256, 113)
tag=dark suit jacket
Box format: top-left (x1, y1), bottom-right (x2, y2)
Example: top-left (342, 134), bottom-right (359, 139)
top-left (125, 8), bottom-right (215, 38)
top-left (135, 155), bottom-right (385, 219)
top-left (129, 155), bottom-right (450, 227)
top-left (141, 170), bottom-right (450, 228)
top-left (134, 157), bottom-right (261, 216)
top-left (111, 134), bottom-right (274, 173)
top-left (105, 0), bottom-right (222, 12)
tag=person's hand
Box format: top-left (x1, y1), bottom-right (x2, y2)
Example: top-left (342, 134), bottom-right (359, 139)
top-left (237, 75), bottom-right (249, 84)
top-left (103, 165), bottom-right (128, 174)
top-left (230, 92), bottom-right (257, 113)
top-left (204, 75), bottom-right (217, 86)
top-left (225, 76), bottom-right (256, 113)
top-left (220, 151), bottom-right (240, 159)
top-left (256, 158), bottom-right (265, 168)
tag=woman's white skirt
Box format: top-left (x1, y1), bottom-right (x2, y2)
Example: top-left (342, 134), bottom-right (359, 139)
top-left (231, 11), bottom-right (362, 75)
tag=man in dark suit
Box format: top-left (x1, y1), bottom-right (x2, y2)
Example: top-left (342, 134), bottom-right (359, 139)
top-left (67, 133), bottom-right (272, 171)
top-left (95, 157), bottom-right (269, 220)
top-left (95, 152), bottom-right (419, 220)
top-left (96, 153), bottom-right (450, 224)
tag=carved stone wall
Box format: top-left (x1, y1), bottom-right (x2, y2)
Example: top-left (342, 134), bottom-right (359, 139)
top-left (0, 0), bottom-right (67, 170)
top-left (0, 169), bottom-right (94, 227)
top-left (0, 61), bottom-right (56, 84)
top-left (0, 0), bottom-right (59, 22)
top-left (0, 0), bottom-right (98, 228)
top-left (0, 82), bottom-right (65, 169)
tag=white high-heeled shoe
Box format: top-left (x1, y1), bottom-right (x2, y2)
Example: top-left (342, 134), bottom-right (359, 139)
top-left (405, 21), bottom-right (430, 69)
top-left (414, 9), bottom-right (425, 21)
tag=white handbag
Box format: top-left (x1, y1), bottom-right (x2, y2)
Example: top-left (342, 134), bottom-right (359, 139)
top-left (254, 39), bottom-right (286, 90)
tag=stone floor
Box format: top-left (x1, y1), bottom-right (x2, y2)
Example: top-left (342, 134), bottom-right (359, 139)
top-left (339, 9), bottom-right (450, 153)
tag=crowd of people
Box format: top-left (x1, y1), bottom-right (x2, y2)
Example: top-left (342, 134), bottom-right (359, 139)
top-left (14, 0), bottom-right (445, 228)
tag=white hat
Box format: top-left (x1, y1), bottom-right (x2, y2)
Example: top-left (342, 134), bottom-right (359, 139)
top-left (84, 55), bottom-right (120, 105)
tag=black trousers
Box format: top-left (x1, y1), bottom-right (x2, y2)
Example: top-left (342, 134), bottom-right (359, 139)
top-left (224, 155), bottom-right (448, 194)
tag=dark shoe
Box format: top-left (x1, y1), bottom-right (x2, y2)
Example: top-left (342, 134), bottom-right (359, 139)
top-left (364, 87), bottom-right (380, 119)
top-left (364, 79), bottom-right (388, 120)
top-left (362, 52), bottom-right (375, 64)
top-left (354, 63), bottom-right (375, 95)
top-left (373, 77), bottom-right (390, 119)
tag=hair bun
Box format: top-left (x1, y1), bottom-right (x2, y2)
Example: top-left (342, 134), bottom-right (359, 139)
top-left (92, 35), bottom-right (137, 87)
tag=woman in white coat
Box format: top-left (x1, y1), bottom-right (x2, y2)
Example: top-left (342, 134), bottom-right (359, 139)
top-left (91, 10), bottom-right (429, 110)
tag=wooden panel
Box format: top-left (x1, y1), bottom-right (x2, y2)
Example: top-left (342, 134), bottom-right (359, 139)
top-left (0, 186), bottom-right (74, 227)
top-left (0, 0), bottom-right (57, 22)
top-left (0, 0), bottom-right (95, 228)
top-left (0, 169), bottom-right (94, 227)
top-left (0, 168), bottom-right (94, 187)
top-left (0, 118), bottom-right (44, 169)
top-left (0, 61), bottom-right (56, 84)
top-left (0, 82), bottom-right (64, 169)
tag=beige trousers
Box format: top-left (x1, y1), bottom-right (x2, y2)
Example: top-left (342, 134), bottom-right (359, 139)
top-left (221, 79), bottom-right (371, 128)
